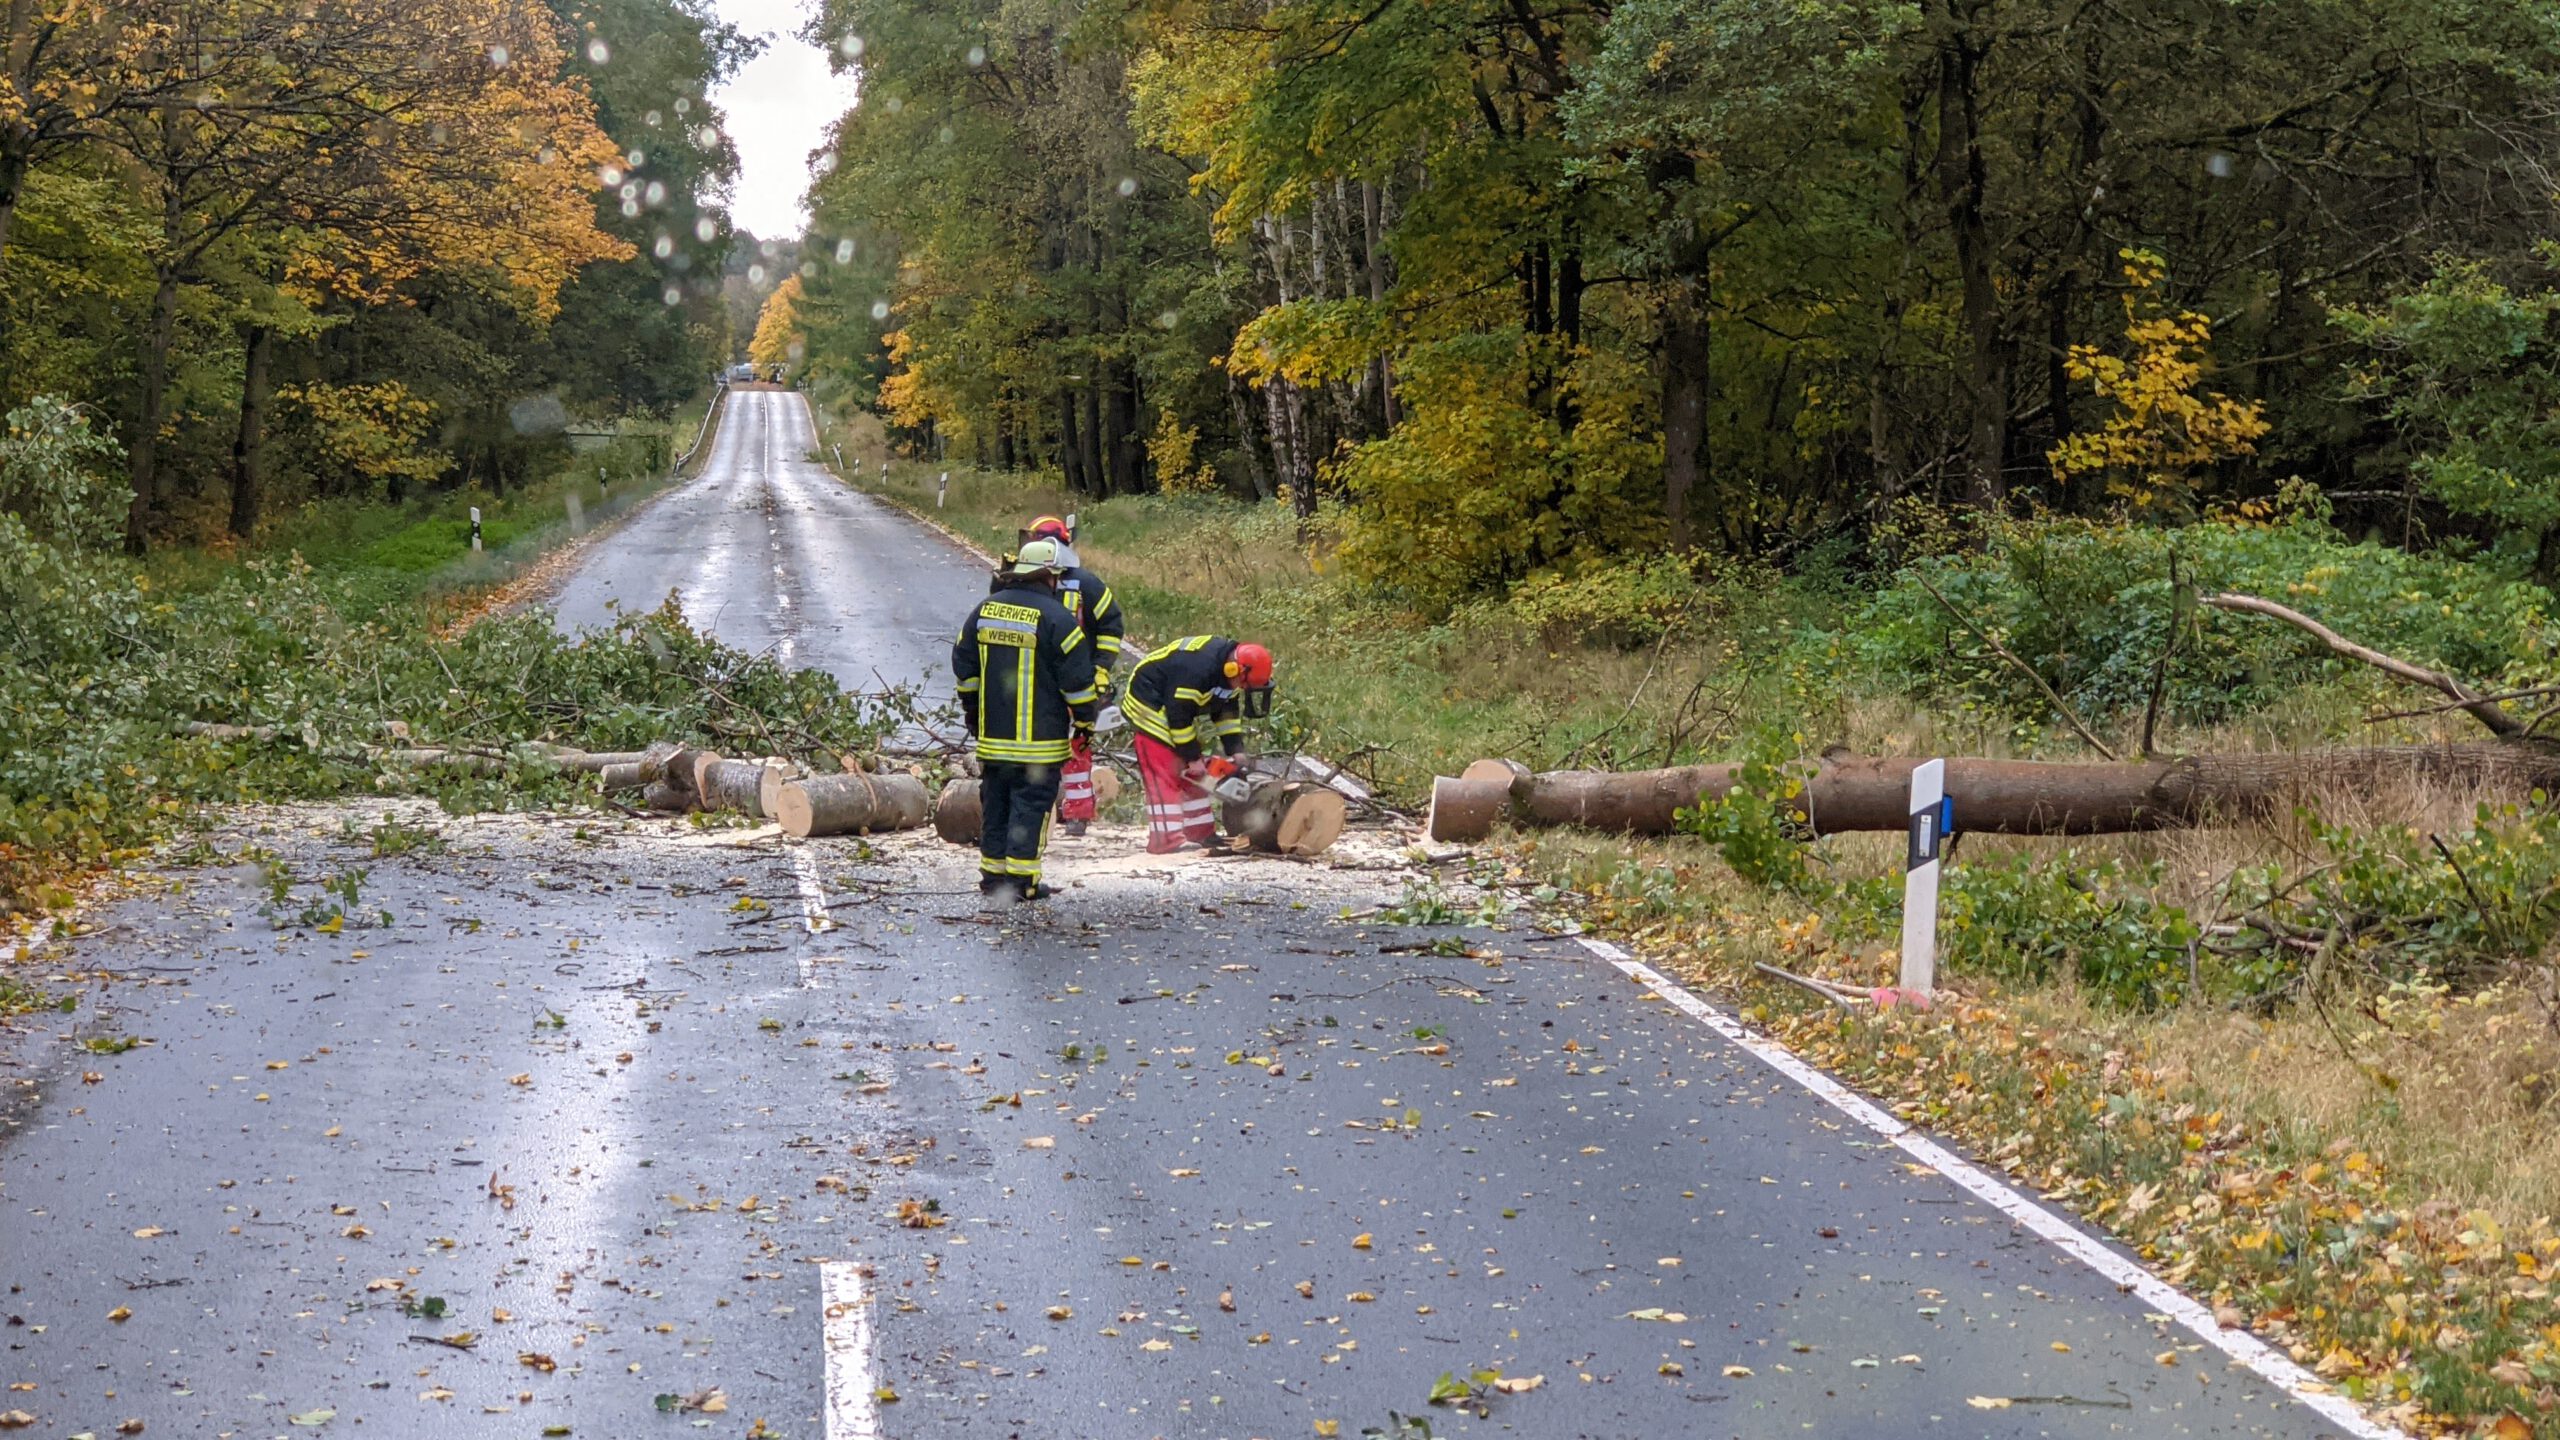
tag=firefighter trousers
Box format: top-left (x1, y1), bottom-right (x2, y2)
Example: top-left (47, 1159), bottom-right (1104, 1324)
top-left (979, 761), bottom-right (1061, 888)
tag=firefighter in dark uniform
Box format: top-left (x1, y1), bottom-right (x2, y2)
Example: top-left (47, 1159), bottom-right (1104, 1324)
top-left (1122, 635), bottom-right (1274, 854)
top-left (1021, 515), bottom-right (1124, 836)
top-left (952, 539), bottom-right (1099, 901)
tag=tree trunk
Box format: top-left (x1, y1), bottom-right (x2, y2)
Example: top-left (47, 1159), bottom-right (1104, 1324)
top-left (934, 777), bottom-right (982, 845)
top-left (1229, 370), bottom-right (1276, 500)
top-left (1079, 384), bottom-right (1105, 495)
top-left (1219, 778), bottom-right (1347, 856)
top-left (125, 266), bottom-right (180, 547)
top-left (0, 134), bottom-right (29, 280)
top-left (1659, 289), bottom-right (1709, 550)
top-left (1494, 743), bottom-right (2560, 838)
top-left (1059, 390), bottom-right (1090, 493)
top-left (228, 321), bottom-right (273, 539)
top-left (774, 772), bottom-right (931, 838)
top-left (1933, 3), bottom-right (2005, 508)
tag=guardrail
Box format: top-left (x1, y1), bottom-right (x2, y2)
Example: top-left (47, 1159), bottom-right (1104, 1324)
top-left (672, 383), bottom-right (728, 476)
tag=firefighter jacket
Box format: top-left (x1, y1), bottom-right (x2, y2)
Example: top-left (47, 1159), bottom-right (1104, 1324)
top-left (1057, 565), bottom-right (1126, 685)
top-left (954, 584), bottom-right (1100, 764)
top-left (1124, 635), bottom-right (1246, 761)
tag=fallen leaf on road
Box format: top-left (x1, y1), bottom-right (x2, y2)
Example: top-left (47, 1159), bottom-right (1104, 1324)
top-left (288, 1408), bottom-right (337, 1425)
top-left (1967, 1397), bottom-right (2012, 1410)
top-left (1347, 1292), bottom-right (1375, 1303)
top-left (737, 1195), bottom-right (760, 1213)
top-left (1721, 1365), bottom-right (1751, 1378)
top-left (107, 1307), bottom-right (131, 1323)
top-left (1295, 1280), bottom-right (1314, 1298)
top-left (0, 1413), bottom-right (32, 1430)
top-left (130, 1227), bottom-right (163, 1239)
top-left (1492, 1375), bottom-right (1544, 1393)
top-left (1659, 1362), bottom-right (1684, 1376)
top-left (1168, 1168), bottom-right (1199, 1178)
top-left (506, 1074), bottom-right (530, 1087)
top-left (117, 1420), bottom-right (143, 1435)
top-left (1045, 1306), bottom-right (1072, 1321)
top-left (1351, 1233), bottom-right (1372, 1250)
top-left (2492, 1415), bottom-right (2531, 1440)
top-left (1313, 1423), bottom-right (1340, 1438)
top-left (1022, 1137), bottom-right (1055, 1150)
top-left (1141, 1339), bottom-right (1171, 1352)
top-left (518, 1353), bottom-right (556, 1373)
top-left (2050, 1342), bottom-right (2071, 1353)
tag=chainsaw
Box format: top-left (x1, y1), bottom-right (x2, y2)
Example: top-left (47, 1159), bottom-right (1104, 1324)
top-left (1189, 754), bottom-right (1255, 803)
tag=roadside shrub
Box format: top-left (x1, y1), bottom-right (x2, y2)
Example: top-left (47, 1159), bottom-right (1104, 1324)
top-left (1453, 551), bottom-right (1781, 649)
top-left (0, 547), bottom-right (900, 912)
top-left (1837, 509), bottom-right (2551, 730)
top-left (2219, 804), bottom-right (2560, 998)
top-left (1929, 855), bottom-right (2200, 1009)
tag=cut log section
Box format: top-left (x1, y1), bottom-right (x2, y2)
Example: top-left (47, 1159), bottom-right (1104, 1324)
top-left (1221, 779), bottom-right (1348, 857)
top-left (934, 778), bottom-right (982, 845)
top-left (1093, 766), bottom-right (1123, 806)
top-left (694, 756), bottom-right (777, 818)
top-left (1460, 758), bottom-right (1531, 787)
top-left (1426, 776), bottom-right (1512, 845)
top-left (597, 762), bottom-right (650, 793)
top-left (774, 773), bottom-right (933, 838)
top-left (760, 762), bottom-right (809, 818)
top-left (1504, 741), bottom-right (2560, 838)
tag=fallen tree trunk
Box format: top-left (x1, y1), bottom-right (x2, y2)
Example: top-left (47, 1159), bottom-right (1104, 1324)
top-left (1427, 776), bottom-right (1512, 844)
top-left (775, 773), bottom-right (932, 839)
top-left (693, 755), bottom-right (779, 818)
top-left (934, 778), bottom-right (981, 845)
top-left (1498, 741), bottom-right (2560, 838)
top-left (1221, 779), bottom-right (1349, 856)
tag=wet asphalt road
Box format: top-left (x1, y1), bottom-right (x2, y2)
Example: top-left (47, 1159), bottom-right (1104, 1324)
top-left (0, 393), bottom-right (2373, 1440)
top-left (546, 386), bottom-right (989, 706)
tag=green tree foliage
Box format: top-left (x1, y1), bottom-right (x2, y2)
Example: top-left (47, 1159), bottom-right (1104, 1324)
top-left (0, 0), bottom-right (751, 547)
top-left (795, 0), bottom-right (2560, 610)
top-left (2334, 257), bottom-right (2560, 576)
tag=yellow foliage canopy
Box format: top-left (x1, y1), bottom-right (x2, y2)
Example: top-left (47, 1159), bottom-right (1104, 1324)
top-left (749, 273), bottom-right (804, 370)
top-left (2048, 249), bottom-right (2269, 509)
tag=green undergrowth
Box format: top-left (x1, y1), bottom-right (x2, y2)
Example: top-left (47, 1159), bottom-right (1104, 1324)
top-left (831, 444), bottom-right (1824, 800)
top-left (2, 393), bottom-right (880, 917)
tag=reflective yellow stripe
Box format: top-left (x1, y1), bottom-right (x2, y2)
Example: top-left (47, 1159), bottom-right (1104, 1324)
top-left (1123, 694), bottom-right (1196, 746)
top-left (1060, 627), bottom-right (1084, 653)
top-left (1173, 686), bottom-right (1211, 704)
top-left (1014, 645), bottom-right (1034, 745)
top-left (979, 738), bottom-right (1071, 762)
top-left (1062, 685), bottom-right (1098, 706)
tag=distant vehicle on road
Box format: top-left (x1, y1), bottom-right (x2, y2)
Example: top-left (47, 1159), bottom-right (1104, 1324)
top-left (725, 363), bottom-right (757, 384)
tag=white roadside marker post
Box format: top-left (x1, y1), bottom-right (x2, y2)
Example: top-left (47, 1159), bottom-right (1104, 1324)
top-left (937, 471), bottom-right (948, 508)
top-left (833, 443), bottom-right (844, 470)
top-left (1900, 758), bottom-right (1949, 996)
top-left (468, 506), bottom-right (482, 552)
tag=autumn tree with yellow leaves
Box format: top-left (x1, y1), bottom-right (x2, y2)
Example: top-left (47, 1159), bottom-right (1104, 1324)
top-left (2047, 250), bottom-right (2270, 513)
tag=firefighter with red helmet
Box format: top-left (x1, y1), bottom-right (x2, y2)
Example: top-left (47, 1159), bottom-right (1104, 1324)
top-left (1022, 514), bottom-right (1125, 836)
top-left (1121, 635), bottom-right (1275, 854)
top-left (952, 539), bottom-right (1100, 901)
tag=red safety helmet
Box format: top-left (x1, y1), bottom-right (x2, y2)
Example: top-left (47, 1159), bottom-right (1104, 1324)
top-left (1228, 642), bottom-right (1274, 689)
top-left (1027, 514), bottom-right (1072, 544)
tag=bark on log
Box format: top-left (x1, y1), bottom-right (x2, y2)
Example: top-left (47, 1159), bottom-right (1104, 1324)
top-left (663, 748), bottom-right (712, 803)
top-left (1507, 742), bottom-right (2560, 837)
top-left (1427, 776), bottom-right (1512, 844)
top-left (597, 762), bottom-right (650, 794)
top-left (775, 773), bottom-right (933, 839)
top-left (695, 757), bottom-right (776, 817)
top-left (641, 780), bottom-right (692, 813)
top-left (935, 779), bottom-right (982, 845)
top-left (1221, 779), bottom-right (1349, 856)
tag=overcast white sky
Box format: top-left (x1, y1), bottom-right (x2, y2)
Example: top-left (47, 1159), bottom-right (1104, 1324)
top-left (710, 0), bottom-right (856, 242)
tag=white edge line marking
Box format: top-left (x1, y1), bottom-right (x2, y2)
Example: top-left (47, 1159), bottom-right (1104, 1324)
top-left (821, 1260), bottom-right (881, 1440)
top-left (1573, 935), bottom-right (2409, 1440)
